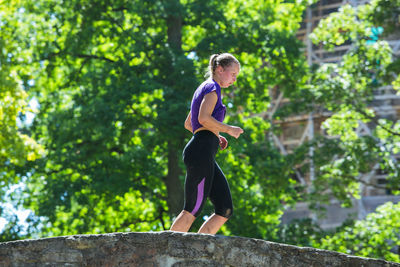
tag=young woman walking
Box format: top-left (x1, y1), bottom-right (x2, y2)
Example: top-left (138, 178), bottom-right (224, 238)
top-left (170, 53), bottom-right (244, 234)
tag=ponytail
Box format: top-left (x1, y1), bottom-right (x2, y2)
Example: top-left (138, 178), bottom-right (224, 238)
top-left (206, 54), bottom-right (219, 78)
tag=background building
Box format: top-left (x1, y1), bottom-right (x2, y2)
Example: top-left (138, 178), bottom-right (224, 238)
top-left (271, 0), bottom-right (400, 229)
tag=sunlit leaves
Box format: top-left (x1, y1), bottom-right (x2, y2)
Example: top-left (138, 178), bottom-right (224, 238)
top-left (307, 0), bottom-right (400, 262)
top-left (46, 189), bottom-right (162, 236)
top-left (323, 109), bottom-right (370, 142)
top-left (393, 75), bottom-right (400, 91)
top-left (0, 2), bottom-right (45, 175)
top-left (3, 0), bottom-right (313, 243)
top-left (315, 202), bottom-right (400, 262)
top-left (307, 0), bottom-right (399, 206)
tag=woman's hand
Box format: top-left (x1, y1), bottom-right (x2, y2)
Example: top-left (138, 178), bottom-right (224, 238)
top-left (227, 126), bottom-right (244, 139)
top-left (198, 92), bottom-right (244, 139)
top-left (219, 135), bottom-right (228, 150)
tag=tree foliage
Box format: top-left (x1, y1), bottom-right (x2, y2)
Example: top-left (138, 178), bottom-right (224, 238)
top-left (303, 0), bottom-right (400, 208)
top-left (315, 202), bottom-right (400, 262)
top-left (304, 0), bottom-right (400, 262)
top-left (0, 2), bottom-right (45, 178)
top-left (0, 0), bottom-right (46, 239)
top-left (1, 0), bottom-right (310, 239)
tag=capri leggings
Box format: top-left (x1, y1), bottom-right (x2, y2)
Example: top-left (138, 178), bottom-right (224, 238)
top-left (182, 130), bottom-right (233, 218)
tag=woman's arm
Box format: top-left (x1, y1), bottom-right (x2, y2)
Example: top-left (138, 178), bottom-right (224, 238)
top-left (198, 92), bottom-right (243, 138)
top-left (184, 112), bottom-right (193, 132)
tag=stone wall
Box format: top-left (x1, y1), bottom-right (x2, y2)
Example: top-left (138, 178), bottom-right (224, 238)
top-left (0, 231), bottom-right (399, 267)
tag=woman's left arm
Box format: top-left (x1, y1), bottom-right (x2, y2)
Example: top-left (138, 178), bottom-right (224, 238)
top-left (184, 112), bottom-right (193, 132)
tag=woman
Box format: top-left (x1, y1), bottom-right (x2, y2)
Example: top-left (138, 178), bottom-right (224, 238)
top-left (170, 53), bottom-right (244, 234)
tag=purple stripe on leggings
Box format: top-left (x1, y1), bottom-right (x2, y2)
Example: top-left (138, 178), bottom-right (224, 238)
top-left (191, 177), bottom-right (205, 216)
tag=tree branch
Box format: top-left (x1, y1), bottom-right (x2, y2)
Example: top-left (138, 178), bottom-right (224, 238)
top-left (111, 6), bottom-right (128, 12)
top-left (357, 108), bottom-right (400, 137)
top-left (157, 206), bottom-right (167, 230)
top-left (76, 54), bottom-right (115, 63)
top-left (354, 176), bottom-right (393, 190)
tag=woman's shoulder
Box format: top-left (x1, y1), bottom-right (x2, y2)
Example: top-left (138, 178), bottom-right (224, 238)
top-left (201, 79), bottom-right (220, 94)
top-left (193, 79), bottom-right (219, 99)
top-left (205, 78), bottom-right (220, 87)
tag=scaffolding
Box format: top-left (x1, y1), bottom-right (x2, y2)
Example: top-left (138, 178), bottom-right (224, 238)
top-left (272, 0), bottom-right (400, 228)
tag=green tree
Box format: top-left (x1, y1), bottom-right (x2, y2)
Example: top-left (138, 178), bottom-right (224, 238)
top-left (301, 0), bottom-right (400, 206)
top-left (303, 0), bottom-right (400, 262)
top-left (314, 202), bottom-right (400, 263)
top-left (0, 1), bottom-right (45, 240)
top-left (1, 0), bottom-right (311, 240)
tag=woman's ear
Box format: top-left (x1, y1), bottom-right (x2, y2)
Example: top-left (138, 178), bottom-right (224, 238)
top-left (216, 65), bottom-right (224, 74)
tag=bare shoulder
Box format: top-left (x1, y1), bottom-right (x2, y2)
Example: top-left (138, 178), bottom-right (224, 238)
top-left (203, 91), bottom-right (218, 102)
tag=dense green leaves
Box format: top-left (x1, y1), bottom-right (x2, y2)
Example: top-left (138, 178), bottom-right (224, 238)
top-left (305, 0), bottom-right (400, 207)
top-left (0, 3), bottom-right (45, 168)
top-left (0, 1), bottom-right (46, 237)
top-left (315, 202), bottom-right (400, 262)
top-left (306, 1), bottom-right (400, 262)
top-left (0, 0), bottom-right (310, 240)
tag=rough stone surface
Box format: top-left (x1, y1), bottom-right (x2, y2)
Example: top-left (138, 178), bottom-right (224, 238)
top-left (0, 231), bottom-right (399, 267)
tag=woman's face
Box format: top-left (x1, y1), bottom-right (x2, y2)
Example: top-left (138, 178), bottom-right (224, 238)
top-left (216, 63), bottom-right (240, 88)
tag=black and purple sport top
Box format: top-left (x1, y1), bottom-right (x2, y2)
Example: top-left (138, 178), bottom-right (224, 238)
top-left (190, 79), bottom-right (226, 133)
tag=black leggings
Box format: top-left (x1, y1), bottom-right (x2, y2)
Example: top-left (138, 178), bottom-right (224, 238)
top-left (182, 130), bottom-right (233, 218)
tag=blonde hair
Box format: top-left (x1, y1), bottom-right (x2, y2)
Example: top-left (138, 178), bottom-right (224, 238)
top-left (206, 53), bottom-right (240, 78)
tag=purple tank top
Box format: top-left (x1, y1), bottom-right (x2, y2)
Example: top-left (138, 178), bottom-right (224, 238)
top-left (191, 79), bottom-right (226, 133)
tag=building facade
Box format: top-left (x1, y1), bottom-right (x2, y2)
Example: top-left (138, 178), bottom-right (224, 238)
top-left (274, 0), bottom-right (400, 229)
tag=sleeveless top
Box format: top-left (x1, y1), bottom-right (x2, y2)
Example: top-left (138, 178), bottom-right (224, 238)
top-left (190, 79), bottom-right (226, 133)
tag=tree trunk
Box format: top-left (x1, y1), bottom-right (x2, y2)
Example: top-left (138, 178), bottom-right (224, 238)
top-left (167, 15), bottom-right (182, 51)
top-left (165, 144), bottom-right (184, 215)
top-left (164, 2), bottom-right (184, 216)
